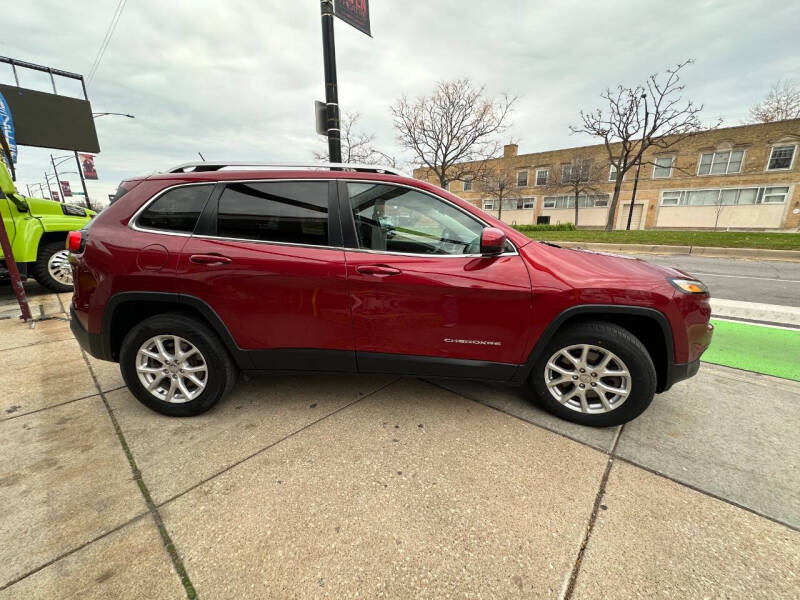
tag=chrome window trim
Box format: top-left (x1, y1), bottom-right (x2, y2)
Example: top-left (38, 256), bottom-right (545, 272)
top-left (129, 181), bottom-right (219, 238)
top-left (341, 179), bottom-right (519, 257)
top-left (129, 178), bottom-right (519, 257)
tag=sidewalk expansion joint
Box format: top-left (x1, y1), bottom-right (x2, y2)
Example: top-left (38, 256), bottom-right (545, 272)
top-left (157, 377), bottom-right (402, 509)
top-left (425, 380), bottom-right (800, 533)
top-left (560, 425), bottom-right (622, 600)
top-left (79, 349), bottom-right (198, 600)
top-left (0, 512), bottom-right (149, 592)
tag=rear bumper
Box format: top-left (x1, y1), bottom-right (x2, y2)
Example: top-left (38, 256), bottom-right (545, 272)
top-left (70, 306), bottom-right (112, 361)
top-left (663, 359), bottom-right (701, 392)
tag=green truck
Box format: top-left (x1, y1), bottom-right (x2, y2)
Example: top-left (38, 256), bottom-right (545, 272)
top-left (0, 161), bottom-right (95, 292)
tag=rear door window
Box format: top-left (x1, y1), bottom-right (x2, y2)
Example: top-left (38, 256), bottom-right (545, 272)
top-left (216, 181), bottom-right (329, 246)
top-left (136, 184), bottom-right (214, 233)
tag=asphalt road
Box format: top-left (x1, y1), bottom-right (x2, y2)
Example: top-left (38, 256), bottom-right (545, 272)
top-left (638, 254), bottom-right (800, 307)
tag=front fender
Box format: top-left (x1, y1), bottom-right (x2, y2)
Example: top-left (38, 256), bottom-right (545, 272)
top-left (9, 217), bottom-right (44, 262)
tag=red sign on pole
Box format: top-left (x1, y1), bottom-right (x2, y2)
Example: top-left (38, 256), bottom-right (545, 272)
top-left (335, 0), bottom-right (371, 36)
top-left (79, 153), bottom-right (98, 180)
top-left (60, 180), bottom-right (72, 197)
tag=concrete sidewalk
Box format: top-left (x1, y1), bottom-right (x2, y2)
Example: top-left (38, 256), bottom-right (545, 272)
top-left (1, 290), bottom-right (798, 598)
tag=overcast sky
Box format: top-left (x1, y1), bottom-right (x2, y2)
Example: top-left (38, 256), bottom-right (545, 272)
top-left (2, 0), bottom-right (798, 205)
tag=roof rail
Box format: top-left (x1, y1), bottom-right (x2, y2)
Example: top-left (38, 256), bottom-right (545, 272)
top-left (166, 161), bottom-right (412, 179)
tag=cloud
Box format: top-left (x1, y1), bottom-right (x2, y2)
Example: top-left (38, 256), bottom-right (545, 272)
top-left (2, 0), bottom-right (798, 202)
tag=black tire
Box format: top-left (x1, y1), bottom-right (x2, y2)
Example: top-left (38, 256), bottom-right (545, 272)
top-left (31, 240), bottom-right (73, 292)
top-left (528, 321), bottom-right (656, 427)
top-left (119, 313), bottom-right (237, 416)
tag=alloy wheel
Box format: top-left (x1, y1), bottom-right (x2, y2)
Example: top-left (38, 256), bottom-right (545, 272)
top-left (544, 344), bottom-right (631, 414)
top-left (135, 335), bottom-right (208, 403)
top-left (47, 250), bottom-right (73, 286)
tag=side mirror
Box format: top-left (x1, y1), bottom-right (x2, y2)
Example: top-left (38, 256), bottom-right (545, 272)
top-left (480, 227), bottom-right (507, 255)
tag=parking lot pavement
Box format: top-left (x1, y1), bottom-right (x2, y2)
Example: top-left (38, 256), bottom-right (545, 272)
top-left (1, 286), bottom-right (799, 598)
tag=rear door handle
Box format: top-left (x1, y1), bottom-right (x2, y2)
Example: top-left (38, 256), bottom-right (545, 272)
top-left (356, 264), bottom-right (401, 276)
top-left (190, 253), bottom-right (232, 265)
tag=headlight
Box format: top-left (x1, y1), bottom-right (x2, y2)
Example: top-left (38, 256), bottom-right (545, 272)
top-left (669, 278), bottom-right (708, 294)
top-left (61, 204), bottom-right (86, 217)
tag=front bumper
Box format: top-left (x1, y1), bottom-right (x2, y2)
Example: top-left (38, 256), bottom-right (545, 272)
top-left (663, 358), bottom-right (701, 392)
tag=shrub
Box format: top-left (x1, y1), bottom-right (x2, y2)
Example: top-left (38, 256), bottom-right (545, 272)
top-left (513, 223), bottom-right (578, 232)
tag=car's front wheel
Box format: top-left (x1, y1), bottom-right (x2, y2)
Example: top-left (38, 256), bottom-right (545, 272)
top-left (119, 313), bottom-right (237, 416)
top-left (32, 240), bottom-right (73, 292)
top-left (529, 321), bottom-right (656, 427)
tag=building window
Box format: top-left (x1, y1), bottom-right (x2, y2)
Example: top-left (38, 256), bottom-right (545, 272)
top-left (659, 186), bottom-right (789, 206)
top-left (543, 194), bottom-right (609, 209)
top-left (522, 197), bottom-right (535, 209)
top-left (652, 156), bottom-right (674, 178)
top-left (561, 160), bottom-right (592, 182)
top-left (763, 186), bottom-right (790, 203)
top-left (463, 178), bottom-right (473, 191)
top-left (483, 200), bottom-right (495, 210)
top-left (444, 182), bottom-right (451, 191)
top-left (608, 165), bottom-right (618, 182)
top-left (767, 145), bottom-right (796, 171)
top-left (535, 168), bottom-right (549, 186)
top-left (697, 150), bottom-right (744, 175)
top-left (517, 170), bottom-right (529, 187)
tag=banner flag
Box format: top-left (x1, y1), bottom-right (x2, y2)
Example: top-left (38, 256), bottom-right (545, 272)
top-left (0, 90), bottom-right (17, 165)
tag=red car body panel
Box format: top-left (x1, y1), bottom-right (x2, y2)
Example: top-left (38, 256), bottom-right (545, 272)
top-left (345, 250), bottom-right (532, 364)
top-left (69, 168), bottom-right (712, 391)
top-left (178, 236), bottom-right (352, 352)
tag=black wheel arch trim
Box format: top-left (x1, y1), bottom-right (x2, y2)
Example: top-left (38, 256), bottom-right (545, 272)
top-left (511, 304), bottom-right (676, 391)
top-left (100, 291), bottom-right (254, 370)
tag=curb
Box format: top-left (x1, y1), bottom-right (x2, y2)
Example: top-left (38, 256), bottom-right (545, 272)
top-left (710, 299), bottom-right (800, 327)
top-left (546, 241), bottom-right (800, 262)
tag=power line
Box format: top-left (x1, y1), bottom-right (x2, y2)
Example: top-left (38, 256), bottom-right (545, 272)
top-left (87, 0), bottom-right (128, 85)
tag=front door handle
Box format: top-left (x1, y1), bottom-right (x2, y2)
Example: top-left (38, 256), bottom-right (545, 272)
top-left (190, 253), bottom-right (232, 266)
top-left (356, 264), bottom-right (401, 276)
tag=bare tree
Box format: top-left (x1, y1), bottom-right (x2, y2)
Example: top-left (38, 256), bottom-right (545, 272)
top-left (572, 60), bottom-right (718, 231)
top-left (480, 165), bottom-right (521, 222)
top-left (314, 111), bottom-right (396, 166)
top-left (749, 80), bottom-right (800, 123)
top-left (546, 156), bottom-right (605, 227)
top-left (392, 79), bottom-right (516, 189)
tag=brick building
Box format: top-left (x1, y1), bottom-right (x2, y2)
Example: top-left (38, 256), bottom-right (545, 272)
top-left (415, 119), bottom-right (800, 230)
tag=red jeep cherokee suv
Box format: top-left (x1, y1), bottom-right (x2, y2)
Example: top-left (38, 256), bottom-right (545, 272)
top-left (69, 162), bottom-right (713, 427)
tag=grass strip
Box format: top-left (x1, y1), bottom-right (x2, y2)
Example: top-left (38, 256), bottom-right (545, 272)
top-left (517, 229), bottom-right (800, 250)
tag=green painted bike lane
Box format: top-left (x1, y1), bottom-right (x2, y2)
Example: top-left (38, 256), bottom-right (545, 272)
top-left (702, 318), bottom-right (800, 382)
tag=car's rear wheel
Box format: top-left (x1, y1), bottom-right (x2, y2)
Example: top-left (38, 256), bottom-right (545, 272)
top-left (120, 313), bottom-right (236, 416)
top-left (32, 241), bottom-right (73, 292)
top-left (529, 322), bottom-right (656, 427)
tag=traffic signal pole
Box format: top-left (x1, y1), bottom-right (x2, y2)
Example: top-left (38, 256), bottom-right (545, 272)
top-left (320, 0), bottom-right (342, 163)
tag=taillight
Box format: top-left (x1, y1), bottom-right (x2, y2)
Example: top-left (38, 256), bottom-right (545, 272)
top-left (66, 230), bottom-right (85, 253)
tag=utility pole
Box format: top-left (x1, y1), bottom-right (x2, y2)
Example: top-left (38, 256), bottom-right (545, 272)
top-left (50, 154), bottom-right (64, 203)
top-left (627, 93), bottom-right (648, 230)
top-left (74, 151), bottom-right (91, 210)
top-left (320, 0), bottom-right (341, 163)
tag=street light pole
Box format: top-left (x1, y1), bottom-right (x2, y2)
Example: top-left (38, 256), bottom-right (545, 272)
top-left (44, 171), bottom-right (55, 200)
top-left (320, 0), bottom-right (341, 163)
top-left (50, 154), bottom-right (64, 203)
top-left (627, 94), bottom-right (648, 230)
top-left (74, 151), bottom-right (91, 210)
